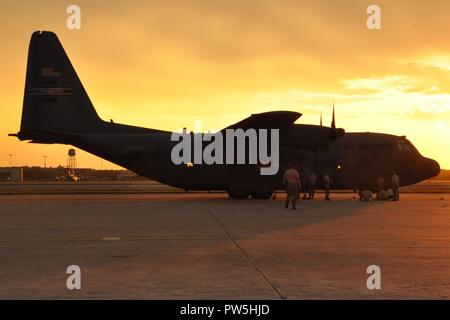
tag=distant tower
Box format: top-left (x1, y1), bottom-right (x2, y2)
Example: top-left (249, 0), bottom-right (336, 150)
top-left (67, 148), bottom-right (77, 177)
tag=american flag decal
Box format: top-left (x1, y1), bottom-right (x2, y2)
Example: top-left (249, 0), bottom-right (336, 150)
top-left (41, 67), bottom-right (61, 77)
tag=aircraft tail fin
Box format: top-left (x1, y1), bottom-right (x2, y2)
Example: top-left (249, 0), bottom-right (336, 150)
top-left (17, 31), bottom-right (102, 141)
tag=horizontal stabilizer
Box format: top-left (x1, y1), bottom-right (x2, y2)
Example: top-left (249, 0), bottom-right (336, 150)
top-left (9, 128), bottom-right (80, 144)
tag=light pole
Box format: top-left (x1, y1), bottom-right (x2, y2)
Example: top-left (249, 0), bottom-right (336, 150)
top-left (9, 154), bottom-right (12, 167)
top-left (43, 155), bottom-right (48, 168)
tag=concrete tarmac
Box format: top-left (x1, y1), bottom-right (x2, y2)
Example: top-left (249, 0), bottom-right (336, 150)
top-left (1, 180), bottom-right (450, 194)
top-left (0, 193), bottom-right (449, 299)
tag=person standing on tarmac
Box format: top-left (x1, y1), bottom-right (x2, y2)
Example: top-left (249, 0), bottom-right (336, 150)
top-left (323, 172), bottom-right (331, 200)
top-left (302, 169), bottom-right (310, 200)
top-left (391, 171), bottom-right (400, 201)
top-left (376, 175), bottom-right (385, 200)
top-left (283, 165), bottom-right (301, 210)
top-left (308, 172), bottom-right (317, 199)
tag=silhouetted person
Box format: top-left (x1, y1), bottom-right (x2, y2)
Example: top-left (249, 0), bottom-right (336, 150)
top-left (375, 175), bottom-right (385, 200)
top-left (283, 165), bottom-right (301, 210)
top-left (308, 172), bottom-right (317, 199)
top-left (386, 188), bottom-right (394, 200)
top-left (391, 171), bottom-right (400, 201)
top-left (323, 172), bottom-right (331, 200)
top-left (377, 189), bottom-right (388, 201)
top-left (359, 190), bottom-right (373, 201)
top-left (302, 169), bottom-right (310, 200)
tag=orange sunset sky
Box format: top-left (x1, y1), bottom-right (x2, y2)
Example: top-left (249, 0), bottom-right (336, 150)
top-left (0, 0), bottom-right (449, 169)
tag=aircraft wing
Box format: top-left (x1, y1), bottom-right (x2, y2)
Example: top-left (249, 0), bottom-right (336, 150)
top-left (223, 111), bottom-right (302, 130)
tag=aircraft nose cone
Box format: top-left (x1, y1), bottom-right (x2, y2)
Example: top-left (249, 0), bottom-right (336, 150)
top-left (422, 158), bottom-right (440, 180)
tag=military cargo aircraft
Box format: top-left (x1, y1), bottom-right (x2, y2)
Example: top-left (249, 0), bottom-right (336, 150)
top-left (10, 31), bottom-right (440, 198)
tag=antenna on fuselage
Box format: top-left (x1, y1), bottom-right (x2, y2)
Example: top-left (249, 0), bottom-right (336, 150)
top-left (331, 103), bottom-right (336, 129)
top-left (330, 103), bottom-right (338, 140)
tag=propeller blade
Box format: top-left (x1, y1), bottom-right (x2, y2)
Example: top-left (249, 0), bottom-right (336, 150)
top-left (329, 103), bottom-right (344, 140)
top-left (331, 103), bottom-right (336, 129)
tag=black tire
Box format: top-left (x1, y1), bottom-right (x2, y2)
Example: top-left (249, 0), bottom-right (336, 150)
top-left (250, 183), bottom-right (275, 199)
top-left (250, 190), bottom-right (274, 199)
top-left (227, 190), bottom-right (250, 199)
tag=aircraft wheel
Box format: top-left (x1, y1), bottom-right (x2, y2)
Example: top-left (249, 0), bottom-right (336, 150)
top-left (227, 190), bottom-right (250, 199)
top-left (250, 190), bottom-right (274, 199)
top-left (250, 183), bottom-right (275, 199)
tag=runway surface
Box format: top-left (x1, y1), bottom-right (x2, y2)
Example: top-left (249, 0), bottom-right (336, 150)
top-left (1, 193), bottom-right (449, 299)
top-left (1, 180), bottom-right (450, 194)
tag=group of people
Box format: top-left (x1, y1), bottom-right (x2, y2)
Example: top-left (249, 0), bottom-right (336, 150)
top-left (360, 172), bottom-right (400, 201)
top-left (283, 165), bottom-right (331, 210)
top-left (283, 165), bottom-right (401, 210)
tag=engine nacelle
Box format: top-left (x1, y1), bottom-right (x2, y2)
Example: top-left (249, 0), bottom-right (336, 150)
top-left (281, 124), bottom-right (345, 150)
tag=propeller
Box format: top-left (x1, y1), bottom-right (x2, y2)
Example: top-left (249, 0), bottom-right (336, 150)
top-left (330, 103), bottom-right (344, 140)
top-left (331, 103), bottom-right (336, 129)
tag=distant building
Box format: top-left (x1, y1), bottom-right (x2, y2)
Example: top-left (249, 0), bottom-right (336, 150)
top-left (0, 167), bottom-right (24, 182)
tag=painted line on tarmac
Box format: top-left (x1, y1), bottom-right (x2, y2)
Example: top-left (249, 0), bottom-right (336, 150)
top-left (198, 200), bottom-right (287, 300)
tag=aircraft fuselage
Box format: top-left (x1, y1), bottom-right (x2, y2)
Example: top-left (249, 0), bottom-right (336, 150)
top-left (70, 123), bottom-right (440, 194)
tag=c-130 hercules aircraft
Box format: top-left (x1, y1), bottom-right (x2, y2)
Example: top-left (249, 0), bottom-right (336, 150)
top-left (10, 31), bottom-right (440, 199)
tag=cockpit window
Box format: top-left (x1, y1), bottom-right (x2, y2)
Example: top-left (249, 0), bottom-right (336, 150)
top-left (397, 140), bottom-right (410, 151)
top-left (397, 139), bottom-right (418, 153)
